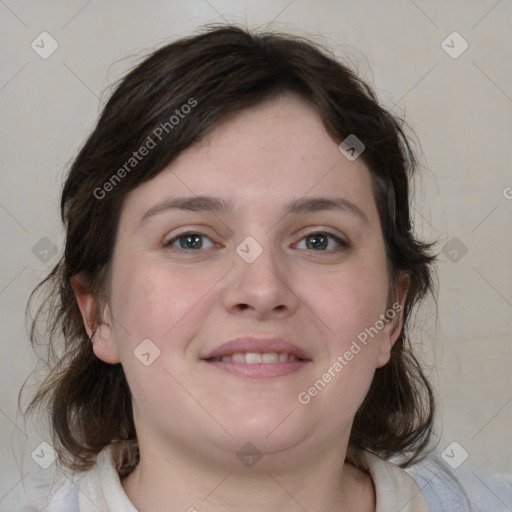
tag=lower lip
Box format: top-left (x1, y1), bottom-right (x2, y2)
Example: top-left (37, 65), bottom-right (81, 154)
top-left (202, 360), bottom-right (311, 378)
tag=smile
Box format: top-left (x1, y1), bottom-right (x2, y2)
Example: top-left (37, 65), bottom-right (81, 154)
top-left (200, 336), bottom-right (313, 378)
top-left (202, 352), bottom-right (311, 378)
top-left (206, 352), bottom-right (304, 364)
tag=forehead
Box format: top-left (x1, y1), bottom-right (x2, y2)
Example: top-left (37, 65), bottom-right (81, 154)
top-left (193, 93), bottom-right (335, 162)
top-left (121, 93), bottom-right (377, 224)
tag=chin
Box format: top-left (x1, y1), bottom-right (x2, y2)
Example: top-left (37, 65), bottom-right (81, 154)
top-left (208, 410), bottom-right (311, 462)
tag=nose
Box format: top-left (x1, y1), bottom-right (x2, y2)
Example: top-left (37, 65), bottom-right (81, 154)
top-left (221, 239), bottom-right (299, 320)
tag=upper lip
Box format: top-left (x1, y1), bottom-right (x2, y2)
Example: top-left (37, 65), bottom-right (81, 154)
top-left (201, 336), bottom-right (312, 361)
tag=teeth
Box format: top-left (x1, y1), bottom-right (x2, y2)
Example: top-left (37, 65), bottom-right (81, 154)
top-left (232, 353), bottom-right (246, 363)
top-left (211, 352), bottom-right (301, 364)
top-left (261, 352), bottom-right (278, 363)
top-left (245, 352), bottom-right (262, 364)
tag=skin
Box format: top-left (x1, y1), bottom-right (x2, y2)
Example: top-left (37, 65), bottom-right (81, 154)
top-left (74, 93), bottom-right (409, 512)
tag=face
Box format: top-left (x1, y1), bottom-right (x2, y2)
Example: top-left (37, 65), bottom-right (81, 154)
top-left (79, 94), bottom-right (407, 468)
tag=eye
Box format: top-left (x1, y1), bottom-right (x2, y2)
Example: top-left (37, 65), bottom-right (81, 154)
top-left (295, 232), bottom-right (348, 251)
top-left (164, 232), bottom-right (216, 250)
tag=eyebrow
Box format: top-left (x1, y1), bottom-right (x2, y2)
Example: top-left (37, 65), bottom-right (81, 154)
top-left (138, 194), bottom-right (369, 227)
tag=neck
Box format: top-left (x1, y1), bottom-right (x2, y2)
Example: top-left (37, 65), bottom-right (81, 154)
top-left (121, 436), bottom-right (375, 512)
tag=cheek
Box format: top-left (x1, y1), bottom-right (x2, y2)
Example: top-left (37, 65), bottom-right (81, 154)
top-left (304, 258), bottom-right (389, 350)
top-left (109, 254), bottom-right (221, 356)
top-left (298, 262), bottom-right (388, 424)
top-left (107, 257), bottom-right (219, 418)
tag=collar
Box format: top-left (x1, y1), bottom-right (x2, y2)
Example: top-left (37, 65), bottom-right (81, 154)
top-left (78, 448), bottom-right (430, 512)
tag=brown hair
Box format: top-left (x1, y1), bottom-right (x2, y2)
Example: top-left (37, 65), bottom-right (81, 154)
top-left (22, 24), bottom-right (437, 476)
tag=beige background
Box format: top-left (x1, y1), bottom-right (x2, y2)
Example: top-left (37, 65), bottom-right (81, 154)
top-left (1, 0), bottom-right (511, 506)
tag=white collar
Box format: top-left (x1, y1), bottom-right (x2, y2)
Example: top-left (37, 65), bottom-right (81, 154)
top-left (359, 451), bottom-right (430, 512)
top-left (78, 449), bottom-right (137, 512)
top-left (77, 449), bottom-right (429, 512)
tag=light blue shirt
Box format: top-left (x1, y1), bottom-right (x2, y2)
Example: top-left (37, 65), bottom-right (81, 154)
top-left (405, 456), bottom-right (512, 512)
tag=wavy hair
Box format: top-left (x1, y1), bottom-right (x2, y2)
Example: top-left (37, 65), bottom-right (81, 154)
top-left (22, 24), bottom-right (438, 477)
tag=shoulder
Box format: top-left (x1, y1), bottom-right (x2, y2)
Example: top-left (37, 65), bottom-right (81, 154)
top-left (404, 456), bottom-right (471, 512)
top-left (12, 448), bottom-right (135, 511)
top-left (8, 448), bottom-right (120, 512)
top-left (357, 451), bottom-right (430, 511)
top-left (43, 473), bottom-right (82, 511)
top-left (404, 454), bottom-right (512, 512)
top-left (358, 450), bottom-right (512, 512)
top-left (3, 465), bottom-right (82, 512)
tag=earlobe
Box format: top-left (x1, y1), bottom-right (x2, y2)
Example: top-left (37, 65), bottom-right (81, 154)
top-left (376, 271), bottom-right (410, 368)
top-left (70, 275), bottom-right (121, 364)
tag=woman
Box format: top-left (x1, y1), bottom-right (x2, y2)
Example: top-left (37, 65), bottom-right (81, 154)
top-left (21, 24), bottom-right (510, 511)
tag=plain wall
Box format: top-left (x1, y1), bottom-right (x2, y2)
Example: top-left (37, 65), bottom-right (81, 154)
top-left (1, 0), bottom-right (510, 506)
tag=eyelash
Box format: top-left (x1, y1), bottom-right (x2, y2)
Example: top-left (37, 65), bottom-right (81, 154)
top-left (294, 230), bottom-right (349, 251)
top-left (163, 230), bottom-right (349, 252)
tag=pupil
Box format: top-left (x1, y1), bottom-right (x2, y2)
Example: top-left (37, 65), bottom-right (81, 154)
top-left (181, 234), bottom-right (201, 249)
top-left (307, 234), bottom-right (327, 250)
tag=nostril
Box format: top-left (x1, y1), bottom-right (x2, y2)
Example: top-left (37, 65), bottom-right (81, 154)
top-left (233, 303), bottom-right (287, 313)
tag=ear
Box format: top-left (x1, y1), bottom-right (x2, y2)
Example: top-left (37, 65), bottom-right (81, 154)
top-left (70, 275), bottom-right (120, 364)
top-left (376, 271), bottom-right (410, 368)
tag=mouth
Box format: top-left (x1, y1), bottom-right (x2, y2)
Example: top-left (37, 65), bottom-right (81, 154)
top-left (200, 337), bottom-right (312, 378)
top-left (206, 352), bottom-right (304, 363)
